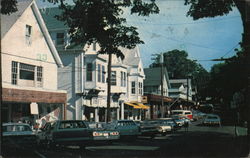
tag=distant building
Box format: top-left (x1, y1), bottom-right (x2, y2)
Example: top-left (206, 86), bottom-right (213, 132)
top-left (1, 0), bottom-right (67, 124)
top-left (169, 79), bottom-right (194, 109)
top-left (143, 67), bottom-right (172, 119)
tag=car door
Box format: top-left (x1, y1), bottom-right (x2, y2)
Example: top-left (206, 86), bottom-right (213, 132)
top-left (54, 121), bottom-right (91, 141)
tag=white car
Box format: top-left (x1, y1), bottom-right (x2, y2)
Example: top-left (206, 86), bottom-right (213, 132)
top-left (147, 120), bottom-right (172, 135)
top-left (202, 114), bottom-right (221, 126)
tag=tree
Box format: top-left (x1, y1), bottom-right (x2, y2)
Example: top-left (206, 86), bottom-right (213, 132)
top-left (0, 0), bottom-right (17, 15)
top-left (184, 0), bottom-right (250, 137)
top-left (150, 49), bottom-right (209, 102)
top-left (52, 0), bottom-right (159, 122)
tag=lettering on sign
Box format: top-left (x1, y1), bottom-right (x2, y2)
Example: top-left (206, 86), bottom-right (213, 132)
top-left (37, 54), bottom-right (47, 61)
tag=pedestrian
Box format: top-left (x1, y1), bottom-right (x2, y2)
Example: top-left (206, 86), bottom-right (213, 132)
top-left (184, 121), bottom-right (189, 132)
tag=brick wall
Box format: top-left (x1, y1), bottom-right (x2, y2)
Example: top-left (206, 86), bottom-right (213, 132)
top-left (2, 88), bottom-right (67, 103)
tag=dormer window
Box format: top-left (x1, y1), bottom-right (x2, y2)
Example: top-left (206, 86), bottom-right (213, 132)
top-left (56, 32), bottom-right (64, 45)
top-left (25, 25), bottom-right (32, 45)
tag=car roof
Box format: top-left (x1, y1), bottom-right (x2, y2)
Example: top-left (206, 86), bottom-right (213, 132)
top-left (117, 120), bottom-right (134, 122)
top-left (206, 114), bottom-right (219, 116)
top-left (3, 123), bottom-right (30, 126)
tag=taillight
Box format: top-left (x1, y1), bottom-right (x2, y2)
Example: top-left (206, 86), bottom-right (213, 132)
top-left (110, 132), bottom-right (119, 135)
top-left (93, 132), bottom-right (103, 136)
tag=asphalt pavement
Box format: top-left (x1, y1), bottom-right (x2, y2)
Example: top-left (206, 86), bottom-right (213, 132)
top-left (2, 121), bottom-right (249, 158)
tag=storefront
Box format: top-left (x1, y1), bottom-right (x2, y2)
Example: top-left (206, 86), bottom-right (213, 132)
top-left (143, 94), bottom-right (173, 119)
top-left (2, 88), bottom-right (67, 126)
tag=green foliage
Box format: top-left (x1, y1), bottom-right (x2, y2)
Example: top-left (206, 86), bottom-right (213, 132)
top-left (1, 0), bottom-right (17, 15)
top-left (206, 50), bottom-right (246, 105)
top-left (150, 49), bottom-right (210, 101)
top-left (184, 0), bottom-right (234, 20)
top-left (150, 49), bottom-right (207, 79)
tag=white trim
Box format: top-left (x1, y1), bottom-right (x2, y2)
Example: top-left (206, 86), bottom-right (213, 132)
top-left (31, 1), bottom-right (63, 68)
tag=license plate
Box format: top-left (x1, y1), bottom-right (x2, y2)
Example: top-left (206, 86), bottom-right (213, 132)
top-left (103, 133), bottom-right (109, 137)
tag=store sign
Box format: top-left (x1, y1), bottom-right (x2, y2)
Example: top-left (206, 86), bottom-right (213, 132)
top-left (30, 102), bottom-right (38, 114)
top-left (141, 96), bottom-right (148, 103)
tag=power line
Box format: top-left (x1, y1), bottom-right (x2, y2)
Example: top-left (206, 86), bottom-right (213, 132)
top-left (127, 15), bottom-right (240, 26)
top-left (221, 43), bottom-right (240, 58)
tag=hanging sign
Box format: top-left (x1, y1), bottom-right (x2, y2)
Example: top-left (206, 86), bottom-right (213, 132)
top-left (30, 102), bottom-right (39, 114)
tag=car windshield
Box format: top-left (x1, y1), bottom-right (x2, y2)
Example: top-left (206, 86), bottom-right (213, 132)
top-left (207, 116), bottom-right (218, 119)
top-left (59, 121), bottom-right (87, 129)
top-left (3, 125), bottom-right (32, 132)
top-left (117, 121), bottom-right (136, 126)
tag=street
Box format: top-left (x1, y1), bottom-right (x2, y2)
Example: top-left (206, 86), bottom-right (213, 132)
top-left (3, 121), bottom-right (249, 158)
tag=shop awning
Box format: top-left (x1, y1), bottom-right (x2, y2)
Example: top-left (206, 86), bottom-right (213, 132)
top-left (125, 102), bottom-right (141, 109)
top-left (126, 102), bottom-right (150, 110)
top-left (136, 103), bottom-right (150, 109)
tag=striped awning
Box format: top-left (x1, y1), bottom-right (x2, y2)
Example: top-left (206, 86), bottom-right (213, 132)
top-left (125, 102), bottom-right (149, 109)
top-left (125, 102), bottom-right (141, 109)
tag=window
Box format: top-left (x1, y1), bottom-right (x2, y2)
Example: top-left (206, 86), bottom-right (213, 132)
top-left (139, 82), bottom-right (143, 95)
top-left (19, 63), bottom-right (35, 80)
top-left (37, 66), bottom-right (43, 87)
top-left (56, 33), bottom-right (64, 45)
top-left (124, 72), bottom-right (126, 87)
top-left (120, 71), bottom-right (123, 87)
top-left (131, 81), bottom-right (136, 94)
top-left (97, 64), bottom-right (101, 82)
top-left (25, 25), bottom-right (32, 45)
top-left (86, 63), bottom-right (93, 81)
top-left (102, 65), bottom-right (105, 83)
top-left (11, 61), bottom-right (18, 85)
top-left (111, 71), bottom-right (116, 85)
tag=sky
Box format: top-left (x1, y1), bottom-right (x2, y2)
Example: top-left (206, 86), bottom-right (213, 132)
top-left (36, 0), bottom-right (243, 71)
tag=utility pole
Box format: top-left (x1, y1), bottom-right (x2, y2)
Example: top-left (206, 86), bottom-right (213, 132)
top-left (186, 77), bottom-right (189, 102)
top-left (106, 53), bottom-right (112, 123)
top-left (0, 25), bottom-right (2, 157)
top-left (160, 53), bottom-right (164, 118)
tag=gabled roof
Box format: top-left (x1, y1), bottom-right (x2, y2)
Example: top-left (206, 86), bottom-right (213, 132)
top-left (40, 7), bottom-right (67, 31)
top-left (121, 47), bottom-right (141, 66)
top-left (1, 0), bottom-right (63, 67)
top-left (144, 67), bottom-right (169, 86)
top-left (1, 0), bottom-right (33, 38)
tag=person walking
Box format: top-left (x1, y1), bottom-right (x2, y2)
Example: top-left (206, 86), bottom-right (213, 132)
top-left (184, 121), bottom-right (189, 132)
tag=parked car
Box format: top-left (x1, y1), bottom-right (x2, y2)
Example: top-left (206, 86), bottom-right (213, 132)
top-left (2, 123), bottom-right (37, 151)
top-left (107, 120), bottom-right (140, 139)
top-left (171, 115), bottom-right (191, 127)
top-left (36, 120), bottom-right (119, 149)
top-left (171, 110), bottom-right (193, 120)
top-left (202, 114), bottom-right (221, 126)
top-left (139, 120), bottom-right (162, 138)
top-left (156, 118), bottom-right (180, 131)
top-left (192, 110), bottom-right (206, 121)
top-left (144, 120), bottom-right (172, 136)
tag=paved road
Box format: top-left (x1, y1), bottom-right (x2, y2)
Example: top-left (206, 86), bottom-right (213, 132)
top-left (2, 122), bottom-right (249, 158)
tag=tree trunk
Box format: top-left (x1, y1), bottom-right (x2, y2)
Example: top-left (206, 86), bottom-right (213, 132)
top-left (234, 0), bottom-right (250, 152)
top-left (106, 53), bottom-right (112, 123)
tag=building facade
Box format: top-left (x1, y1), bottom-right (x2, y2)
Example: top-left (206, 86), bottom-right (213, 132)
top-left (42, 7), bottom-right (148, 122)
top-left (169, 79), bottom-right (194, 110)
top-left (143, 67), bottom-right (172, 119)
top-left (1, 0), bottom-right (67, 125)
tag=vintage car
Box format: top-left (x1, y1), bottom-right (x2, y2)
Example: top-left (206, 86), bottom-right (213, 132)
top-left (36, 120), bottom-right (119, 149)
top-left (2, 123), bottom-right (37, 151)
top-left (107, 120), bottom-right (140, 139)
top-left (139, 120), bottom-right (161, 138)
top-left (202, 114), bottom-right (221, 126)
